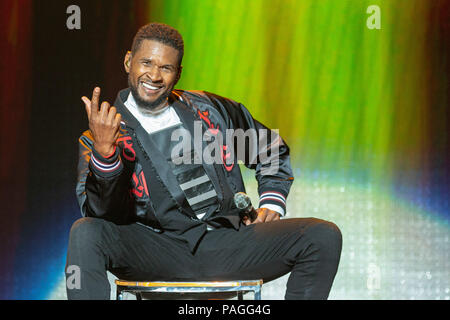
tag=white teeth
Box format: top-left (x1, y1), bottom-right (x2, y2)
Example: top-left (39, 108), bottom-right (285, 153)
top-left (142, 82), bottom-right (160, 90)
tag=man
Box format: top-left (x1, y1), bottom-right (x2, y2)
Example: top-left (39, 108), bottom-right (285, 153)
top-left (67, 23), bottom-right (342, 300)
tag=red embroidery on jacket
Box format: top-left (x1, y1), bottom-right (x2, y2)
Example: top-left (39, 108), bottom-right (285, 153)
top-left (221, 145), bottom-right (233, 172)
top-left (197, 110), bottom-right (219, 135)
top-left (197, 109), bottom-right (234, 171)
top-left (117, 136), bottom-right (136, 161)
top-left (131, 171), bottom-right (149, 198)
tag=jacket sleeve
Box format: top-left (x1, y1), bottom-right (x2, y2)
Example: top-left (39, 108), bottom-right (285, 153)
top-left (76, 130), bottom-right (132, 223)
top-left (203, 92), bottom-right (295, 216)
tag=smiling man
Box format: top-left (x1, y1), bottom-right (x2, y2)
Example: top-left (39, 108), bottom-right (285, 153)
top-left (125, 37), bottom-right (182, 112)
top-left (67, 23), bottom-right (342, 300)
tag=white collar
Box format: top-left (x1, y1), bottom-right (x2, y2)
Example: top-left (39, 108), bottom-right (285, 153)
top-left (125, 92), bottom-right (170, 117)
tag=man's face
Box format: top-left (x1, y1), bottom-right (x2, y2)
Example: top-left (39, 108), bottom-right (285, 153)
top-left (125, 39), bottom-right (181, 111)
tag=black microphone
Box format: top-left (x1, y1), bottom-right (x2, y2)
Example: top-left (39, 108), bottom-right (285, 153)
top-left (234, 192), bottom-right (258, 222)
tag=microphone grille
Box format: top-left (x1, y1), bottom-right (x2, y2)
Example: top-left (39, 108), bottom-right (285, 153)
top-left (234, 192), bottom-right (251, 210)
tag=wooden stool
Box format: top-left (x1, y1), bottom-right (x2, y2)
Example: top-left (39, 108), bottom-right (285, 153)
top-left (115, 279), bottom-right (263, 300)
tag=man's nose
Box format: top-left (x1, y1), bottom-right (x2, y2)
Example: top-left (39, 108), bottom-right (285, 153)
top-left (148, 65), bottom-right (162, 82)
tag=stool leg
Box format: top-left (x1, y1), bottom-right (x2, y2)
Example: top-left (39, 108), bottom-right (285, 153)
top-left (237, 291), bottom-right (243, 300)
top-left (136, 292), bottom-right (142, 300)
top-left (254, 287), bottom-right (261, 300)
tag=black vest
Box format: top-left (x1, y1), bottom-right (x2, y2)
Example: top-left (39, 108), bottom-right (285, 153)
top-left (150, 122), bottom-right (219, 219)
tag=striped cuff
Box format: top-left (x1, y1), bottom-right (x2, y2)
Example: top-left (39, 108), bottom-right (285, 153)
top-left (89, 146), bottom-right (123, 177)
top-left (259, 191), bottom-right (287, 216)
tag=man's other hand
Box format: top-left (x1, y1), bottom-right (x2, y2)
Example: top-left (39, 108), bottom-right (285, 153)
top-left (243, 208), bottom-right (281, 225)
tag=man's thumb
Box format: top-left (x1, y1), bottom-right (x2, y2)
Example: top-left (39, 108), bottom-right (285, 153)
top-left (81, 96), bottom-right (91, 117)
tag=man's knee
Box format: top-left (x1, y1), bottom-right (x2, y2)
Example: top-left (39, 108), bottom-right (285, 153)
top-left (68, 217), bottom-right (106, 248)
top-left (305, 218), bottom-right (342, 253)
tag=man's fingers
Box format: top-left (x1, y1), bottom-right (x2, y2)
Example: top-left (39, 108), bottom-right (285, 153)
top-left (266, 212), bottom-right (280, 222)
top-left (249, 208), bottom-right (281, 224)
top-left (113, 112), bottom-right (122, 127)
top-left (83, 87), bottom-right (101, 120)
top-left (252, 211), bottom-right (266, 224)
top-left (91, 87), bottom-right (101, 112)
top-left (81, 96), bottom-right (90, 106)
top-left (99, 101), bottom-right (110, 118)
top-left (112, 113), bottom-right (122, 142)
top-left (111, 116), bottom-right (122, 143)
top-left (81, 96), bottom-right (91, 119)
top-left (106, 106), bottom-right (117, 124)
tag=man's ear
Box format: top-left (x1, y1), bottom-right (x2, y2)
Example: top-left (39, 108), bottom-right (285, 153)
top-left (175, 65), bottom-right (183, 84)
top-left (124, 51), bottom-right (132, 73)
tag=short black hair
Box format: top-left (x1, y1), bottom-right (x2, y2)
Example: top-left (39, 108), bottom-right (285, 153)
top-left (131, 22), bottom-right (184, 66)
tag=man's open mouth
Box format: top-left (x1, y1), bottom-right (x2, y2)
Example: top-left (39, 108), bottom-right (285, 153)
top-left (141, 81), bottom-right (163, 93)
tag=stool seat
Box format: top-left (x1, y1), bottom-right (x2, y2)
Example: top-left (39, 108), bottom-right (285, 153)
top-left (115, 279), bottom-right (263, 300)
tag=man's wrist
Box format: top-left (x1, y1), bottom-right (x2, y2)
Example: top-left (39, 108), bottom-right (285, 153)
top-left (93, 143), bottom-right (116, 158)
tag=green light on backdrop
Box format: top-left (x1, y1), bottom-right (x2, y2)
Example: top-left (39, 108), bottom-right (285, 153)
top-left (146, 0), bottom-right (434, 189)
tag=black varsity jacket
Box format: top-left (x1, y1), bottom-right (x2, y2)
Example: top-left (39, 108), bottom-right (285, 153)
top-left (76, 88), bottom-right (294, 251)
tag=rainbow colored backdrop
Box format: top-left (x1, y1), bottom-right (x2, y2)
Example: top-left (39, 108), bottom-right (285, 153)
top-left (1, 0), bottom-right (448, 299)
top-left (152, 0), bottom-right (448, 192)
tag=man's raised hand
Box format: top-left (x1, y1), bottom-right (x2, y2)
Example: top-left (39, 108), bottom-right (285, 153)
top-left (82, 87), bottom-right (122, 158)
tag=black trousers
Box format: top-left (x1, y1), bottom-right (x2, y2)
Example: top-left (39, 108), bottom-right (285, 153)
top-left (65, 216), bottom-right (342, 300)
